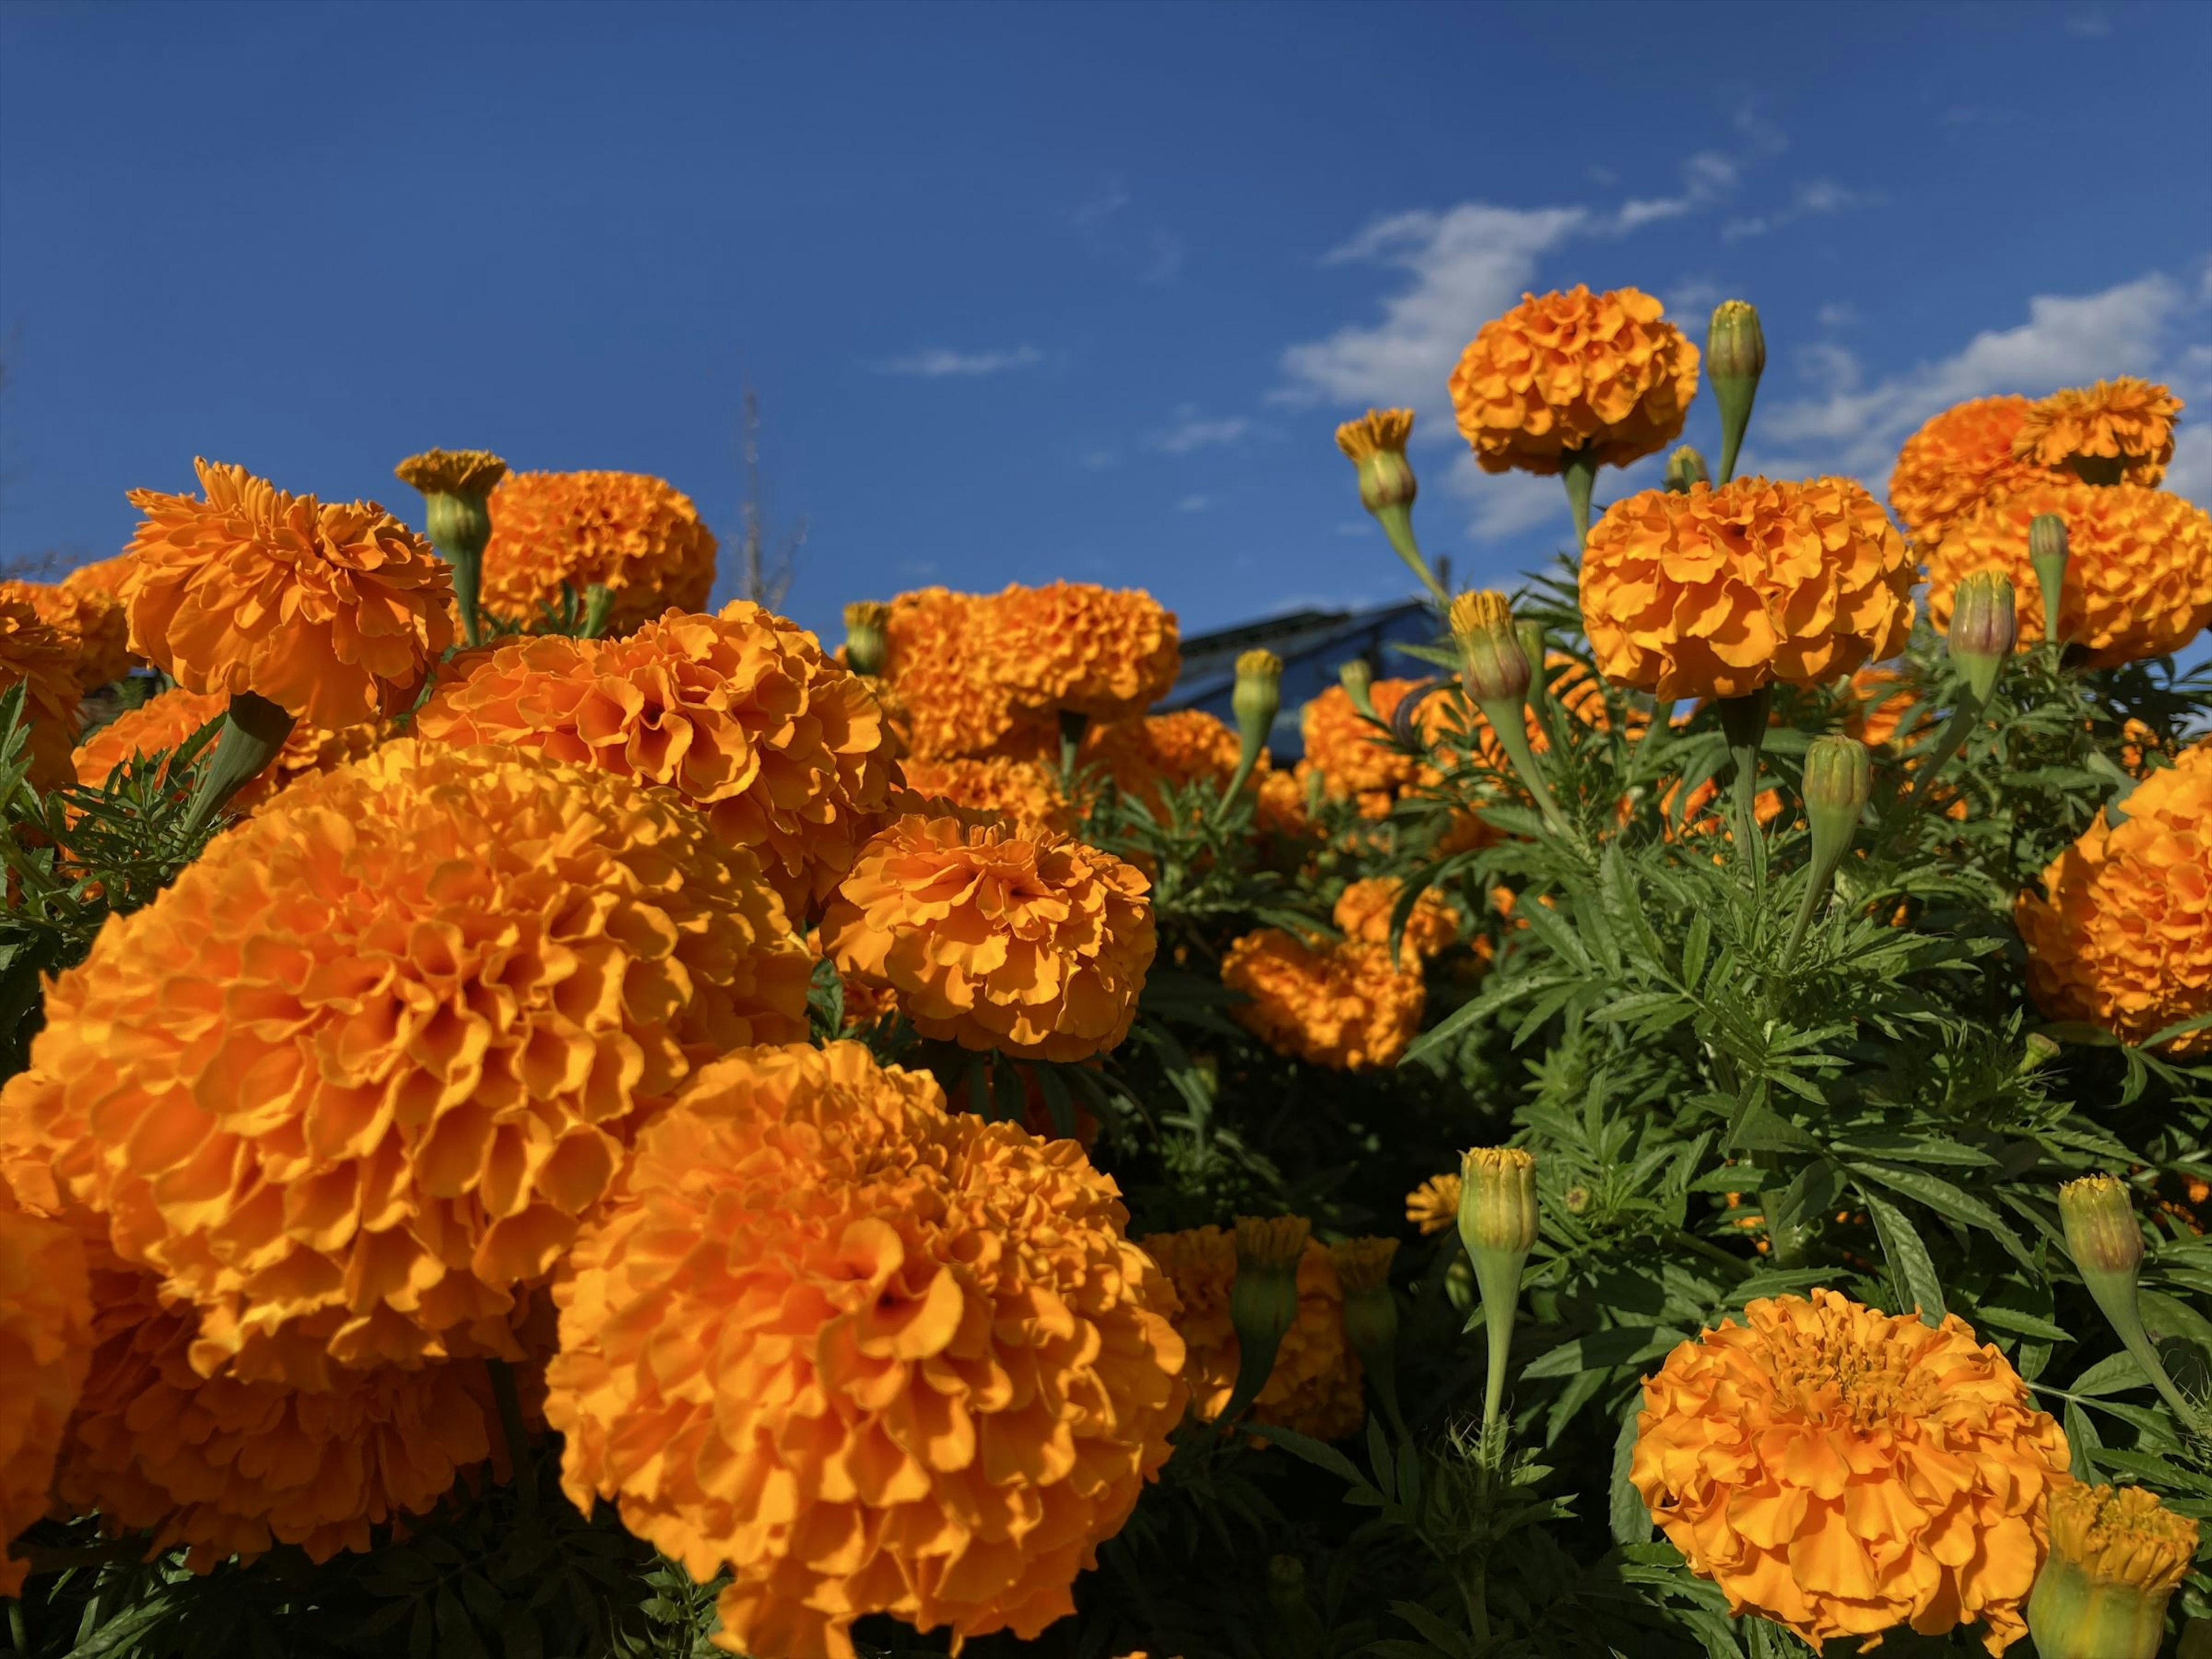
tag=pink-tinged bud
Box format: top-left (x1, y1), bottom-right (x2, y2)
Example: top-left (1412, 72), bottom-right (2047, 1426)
top-left (1448, 590), bottom-right (1531, 705)
top-left (1947, 570), bottom-right (2017, 702)
top-left (1663, 445), bottom-right (1710, 493)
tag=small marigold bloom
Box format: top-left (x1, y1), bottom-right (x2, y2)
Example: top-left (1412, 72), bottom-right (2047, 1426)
top-left (0, 1187), bottom-right (92, 1595)
top-left (393, 448), bottom-right (509, 497)
top-left (1141, 1225), bottom-right (1362, 1441)
top-left (1582, 477), bottom-right (1916, 702)
top-left (1333, 877), bottom-right (1460, 968)
top-left (479, 469), bottom-right (716, 635)
top-left (1221, 928), bottom-right (1425, 1072)
top-left (13, 739), bottom-right (810, 1387)
top-left (1085, 709), bottom-right (1277, 819)
top-left (1448, 286), bottom-right (1699, 476)
top-left (879, 586), bottom-right (1049, 762)
top-left (900, 754), bottom-right (1072, 834)
top-left (547, 1040), bottom-right (1187, 1659)
top-left (981, 582), bottom-right (1181, 724)
top-left (1631, 1289), bottom-right (2070, 1656)
top-left (415, 601), bottom-right (898, 917)
top-left (2017, 743), bottom-right (2212, 1054)
top-left (823, 812), bottom-right (1157, 1062)
top-left (2029, 1482), bottom-right (2198, 1659)
top-left (1, 578), bottom-right (132, 690)
top-left (0, 594), bottom-right (84, 790)
top-left (1300, 679), bottom-right (1427, 817)
top-left (1889, 396), bottom-right (2044, 548)
top-left (73, 684), bottom-right (385, 810)
top-left (2012, 378), bottom-right (2182, 487)
top-left (1255, 767), bottom-right (1312, 838)
top-left (1927, 479), bottom-right (2212, 668)
top-left (1406, 1173), bottom-right (1462, 1236)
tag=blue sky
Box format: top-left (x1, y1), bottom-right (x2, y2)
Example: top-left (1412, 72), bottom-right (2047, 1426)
top-left (2, 0), bottom-right (2208, 648)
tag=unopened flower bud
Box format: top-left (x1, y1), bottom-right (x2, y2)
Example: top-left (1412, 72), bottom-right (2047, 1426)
top-left (1707, 300), bottom-right (1765, 483)
top-left (1449, 591), bottom-right (1531, 706)
top-left (396, 448), bottom-right (509, 647)
top-left (843, 601), bottom-right (890, 677)
top-left (2059, 1175), bottom-right (2143, 1286)
top-left (1339, 657), bottom-right (1377, 719)
top-left (1803, 735), bottom-right (1872, 869)
top-left (2030, 513), bottom-right (2071, 647)
top-left (1664, 445), bottom-right (1710, 493)
top-left (1335, 408), bottom-right (1417, 514)
top-left (2017, 1032), bottom-right (2061, 1074)
top-left (1947, 570), bottom-right (2017, 702)
top-left (1232, 649), bottom-right (1282, 754)
top-left (1331, 1236), bottom-right (1404, 1433)
top-left (2028, 1483), bottom-right (2199, 1659)
top-left (1457, 1147), bottom-right (1537, 1261)
top-left (1224, 1214), bottom-right (1310, 1424)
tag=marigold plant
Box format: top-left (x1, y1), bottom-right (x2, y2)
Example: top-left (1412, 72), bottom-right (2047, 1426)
top-left (1220, 927), bottom-right (1424, 1071)
top-left (1332, 877), bottom-right (1459, 968)
top-left (0, 1187), bottom-right (91, 1596)
top-left (480, 469), bottom-right (716, 634)
top-left (877, 586), bottom-right (1048, 762)
top-left (1404, 1173), bottom-right (1460, 1236)
top-left (1, 578), bottom-right (132, 690)
top-left (73, 684), bottom-right (384, 809)
top-left (899, 753), bottom-right (1072, 834)
top-left (1, 594), bottom-right (84, 790)
top-left (2011, 377), bottom-right (2181, 486)
top-left (1084, 709), bottom-right (1247, 814)
top-left (1300, 679), bottom-right (1427, 816)
top-left (980, 582), bottom-right (1181, 724)
top-left (1888, 395), bottom-right (2044, 547)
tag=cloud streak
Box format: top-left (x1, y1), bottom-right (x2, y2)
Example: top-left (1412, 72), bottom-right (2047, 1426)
top-left (873, 344), bottom-right (1046, 378)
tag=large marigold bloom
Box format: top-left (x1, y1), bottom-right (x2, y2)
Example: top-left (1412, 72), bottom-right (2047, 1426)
top-left (1582, 478), bottom-right (1916, 702)
top-left (1448, 286), bottom-right (1699, 476)
top-left (1221, 928), bottom-right (1424, 1071)
top-left (1300, 679), bottom-right (1427, 817)
top-left (73, 684), bottom-right (384, 809)
top-left (479, 469), bottom-right (716, 635)
top-left (2012, 378), bottom-right (2181, 486)
top-left (60, 552), bottom-right (139, 601)
top-left (1, 595), bottom-right (82, 790)
top-left (0, 1188), bottom-right (92, 1595)
top-left (1139, 1225), bottom-right (1362, 1441)
top-left (1, 578), bottom-right (131, 690)
top-left (823, 813), bottom-right (1156, 1062)
top-left (979, 582), bottom-right (1180, 724)
top-left (415, 602), bottom-right (898, 917)
top-left (123, 459), bottom-right (455, 727)
top-left (1888, 397), bottom-right (2044, 548)
top-left (546, 1040), bottom-right (1187, 1659)
top-left (880, 587), bottom-right (1048, 763)
top-left (1631, 1289), bottom-right (2069, 1655)
top-left (900, 755), bottom-right (1071, 834)
top-left (1926, 479), bottom-right (2212, 668)
top-left (1333, 877), bottom-right (1459, 968)
top-left (2016, 743), bottom-right (2212, 1054)
top-left (12, 738), bottom-right (810, 1387)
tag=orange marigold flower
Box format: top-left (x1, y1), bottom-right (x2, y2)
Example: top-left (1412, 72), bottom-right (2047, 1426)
top-left (1927, 479), bottom-right (2212, 668)
top-left (1888, 396), bottom-right (2046, 548)
top-left (60, 552), bottom-right (139, 601)
top-left (73, 684), bottom-right (384, 810)
top-left (1333, 877), bottom-right (1459, 968)
top-left (1449, 286), bottom-right (1700, 476)
top-left (123, 459), bottom-right (455, 726)
top-left (1300, 679), bottom-right (1427, 817)
top-left (900, 754), bottom-right (1072, 834)
top-left (415, 601), bottom-right (898, 918)
top-left (1, 594), bottom-right (83, 790)
top-left (2017, 743), bottom-right (2212, 1054)
top-left (981, 582), bottom-right (1181, 723)
top-left (1405, 1173), bottom-right (1461, 1237)
top-left (823, 813), bottom-right (1156, 1062)
top-left (1843, 664), bottom-right (1930, 752)
top-left (879, 586), bottom-right (1050, 763)
top-left (0, 1187), bottom-right (92, 1596)
top-left (1140, 1225), bottom-right (1362, 1441)
top-left (1254, 766), bottom-right (1312, 838)
top-left (1221, 928), bottom-right (1425, 1071)
top-left (10, 738), bottom-right (810, 1387)
top-left (1632, 1289), bottom-right (2069, 1655)
top-left (2012, 377), bottom-right (2182, 486)
top-left (479, 469), bottom-right (716, 636)
top-left (1, 578), bottom-right (132, 690)
top-left (1582, 478), bottom-right (1916, 702)
top-left (1084, 708), bottom-right (1279, 819)
top-left (547, 1040), bottom-right (1188, 1659)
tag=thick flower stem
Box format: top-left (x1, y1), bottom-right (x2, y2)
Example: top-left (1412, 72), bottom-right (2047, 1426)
top-left (1477, 696), bottom-right (1566, 835)
top-left (446, 548), bottom-right (483, 647)
top-left (1374, 503), bottom-right (1449, 607)
top-left (1903, 694), bottom-right (1984, 813)
top-left (1474, 1251), bottom-right (1519, 1487)
top-left (1782, 850), bottom-right (1846, 969)
top-left (487, 1358), bottom-right (539, 1512)
top-left (1716, 688), bottom-right (1772, 890)
top-left (181, 690), bottom-right (296, 837)
top-left (1560, 451), bottom-right (1600, 551)
top-left (1057, 708), bottom-right (1089, 793)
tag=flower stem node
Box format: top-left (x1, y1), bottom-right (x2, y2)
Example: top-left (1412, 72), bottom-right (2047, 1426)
top-left (181, 689), bottom-right (297, 835)
top-left (1707, 300), bottom-right (1765, 484)
top-left (2028, 1483), bottom-right (2199, 1659)
top-left (2029, 512), bottom-right (2070, 648)
top-left (1663, 446), bottom-right (1710, 493)
top-left (1948, 569), bottom-right (2018, 703)
top-left (1225, 1215), bottom-right (1312, 1424)
top-left (842, 601), bottom-right (890, 677)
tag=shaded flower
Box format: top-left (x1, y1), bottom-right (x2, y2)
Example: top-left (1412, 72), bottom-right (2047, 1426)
top-left (1333, 877), bottom-right (1460, 968)
top-left (981, 582), bottom-right (1181, 724)
top-left (0, 594), bottom-right (83, 790)
top-left (1888, 396), bottom-right (2044, 548)
top-left (59, 552), bottom-right (140, 602)
top-left (0, 1185), bottom-right (92, 1596)
top-left (1299, 679), bottom-right (1428, 817)
top-left (1221, 928), bottom-right (1424, 1071)
top-left (900, 755), bottom-right (1073, 835)
top-left (73, 684), bottom-right (384, 810)
top-left (480, 469), bottom-right (716, 635)
top-left (1405, 1173), bottom-right (1462, 1237)
top-left (2011, 378), bottom-right (2181, 486)
top-left (1, 578), bottom-right (132, 690)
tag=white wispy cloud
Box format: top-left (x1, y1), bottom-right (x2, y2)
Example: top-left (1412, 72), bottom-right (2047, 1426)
top-left (1148, 409), bottom-right (1253, 454)
top-left (1177, 494), bottom-right (1211, 513)
top-left (1817, 302), bottom-right (1859, 328)
top-left (1723, 179), bottom-right (1884, 241)
top-left (2065, 9), bottom-right (2113, 37)
top-left (873, 345), bottom-right (1044, 378)
top-left (1071, 176), bottom-right (1184, 285)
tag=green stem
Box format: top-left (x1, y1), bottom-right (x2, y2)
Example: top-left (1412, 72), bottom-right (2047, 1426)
top-left (9, 1601), bottom-right (26, 1653)
top-left (1716, 689), bottom-right (1772, 892)
top-left (1479, 696), bottom-right (1566, 835)
top-left (1903, 694), bottom-right (1985, 813)
top-left (487, 1358), bottom-right (539, 1511)
top-left (2105, 1304), bottom-right (2205, 1428)
top-left (181, 690), bottom-right (296, 837)
top-left (1560, 450), bottom-right (1600, 551)
top-left (1781, 847), bottom-right (1847, 968)
top-left (1056, 708), bottom-right (1089, 796)
top-left (1215, 738), bottom-right (1264, 824)
top-left (1376, 504), bottom-right (1449, 605)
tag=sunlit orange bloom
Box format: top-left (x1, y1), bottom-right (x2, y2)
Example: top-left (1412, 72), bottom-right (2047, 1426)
top-left (879, 587), bottom-right (1051, 763)
top-left (1631, 1289), bottom-right (2069, 1655)
top-left (1300, 679), bottom-right (1427, 817)
top-left (1333, 877), bottom-right (1460, 969)
top-left (1927, 479), bottom-right (2212, 668)
top-left (1221, 928), bottom-right (1424, 1071)
top-left (0, 594), bottom-right (83, 790)
top-left (978, 582), bottom-right (1180, 725)
top-left (73, 684), bottom-right (384, 809)
top-left (1449, 286), bottom-right (1699, 476)
top-left (2011, 378), bottom-right (2181, 486)
top-left (479, 469), bottom-right (716, 636)
top-left (60, 552), bottom-right (139, 601)
top-left (1405, 1173), bottom-right (1461, 1237)
top-left (547, 1040), bottom-right (1187, 1659)
top-left (1888, 396), bottom-right (2044, 548)
top-left (854, 672), bottom-right (913, 756)
top-left (414, 602), bottom-right (899, 918)
top-left (1084, 709), bottom-right (1245, 809)
top-left (823, 813), bottom-right (1156, 1062)
top-left (1139, 1225), bottom-right (1362, 1442)
top-left (1582, 478), bottom-right (1916, 702)
top-left (1843, 665), bottom-right (1929, 752)
top-left (900, 755), bottom-right (1072, 835)
top-left (1253, 767), bottom-right (1312, 838)
top-left (2017, 743), bottom-right (2211, 1055)
top-left (8, 738), bottom-right (810, 1388)
top-left (1, 578), bottom-right (132, 690)
top-left (0, 1186), bottom-right (92, 1595)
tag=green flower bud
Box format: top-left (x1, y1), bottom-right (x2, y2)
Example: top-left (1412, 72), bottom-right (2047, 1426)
top-left (1232, 649), bottom-right (1282, 755)
top-left (2030, 513), bottom-right (2070, 647)
top-left (1803, 734), bottom-right (1870, 860)
top-left (396, 448), bottom-right (509, 648)
top-left (1707, 300), bottom-right (1765, 483)
top-left (1336, 410), bottom-right (1417, 514)
top-left (1223, 1215), bottom-right (1309, 1424)
top-left (1663, 445), bottom-right (1710, 493)
top-left (1339, 657), bottom-right (1377, 720)
top-left (2028, 1483), bottom-right (2199, 1659)
top-left (1948, 570), bottom-right (2017, 702)
top-left (843, 601), bottom-right (890, 677)
top-left (2060, 1175), bottom-right (2143, 1289)
top-left (1448, 591), bottom-right (1531, 705)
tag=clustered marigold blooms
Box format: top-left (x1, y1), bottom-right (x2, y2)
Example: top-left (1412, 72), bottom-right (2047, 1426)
top-left (899, 755), bottom-right (1072, 834)
top-left (2016, 743), bottom-right (2211, 1055)
top-left (1332, 877), bottom-right (1460, 968)
top-left (1581, 477), bottom-right (1916, 702)
top-left (979, 581), bottom-right (1180, 725)
top-left (415, 601), bottom-right (899, 916)
top-left (1449, 286), bottom-right (1700, 475)
top-left (1631, 1289), bottom-right (2069, 1655)
top-left (1220, 927), bottom-right (1425, 1071)
top-left (1, 593), bottom-right (84, 790)
top-left (878, 587), bottom-right (1051, 763)
top-left (2, 577), bottom-right (132, 690)
top-left (73, 684), bottom-right (384, 809)
top-left (0, 1187), bottom-right (92, 1594)
top-left (480, 469), bottom-right (717, 635)
top-left (823, 812), bottom-right (1156, 1062)
top-left (123, 460), bottom-right (455, 726)
top-left (1888, 396), bottom-right (2045, 548)
top-left (546, 1040), bottom-right (1188, 1659)
top-left (1300, 679), bottom-right (1427, 816)
top-left (1404, 1173), bottom-right (1461, 1236)
top-left (7, 738), bottom-right (811, 1387)
top-left (2012, 377), bottom-right (2182, 486)
top-left (1139, 1224), bottom-right (1363, 1442)
top-left (1927, 479), bottom-right (2212, 667)
top-left (1084, 709), bottom-right (1270, 817)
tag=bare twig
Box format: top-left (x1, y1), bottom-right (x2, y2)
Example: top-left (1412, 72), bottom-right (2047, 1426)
top-left (736, 384), bottom-right (807, 611)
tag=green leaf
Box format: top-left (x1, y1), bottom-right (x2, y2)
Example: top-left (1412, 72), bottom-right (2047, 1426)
top-left (1521, 1326), bottom-right (1687, 1380)
top-left (1242, 1421), bottom-right (1372, 1493)
top-left (2067, 1350), bottom-right (2152, 1397)
top-left (1611, 1400), bottom-right (1654, 1547)
top-left (1862, 1191), bottom-right (1946, 1321)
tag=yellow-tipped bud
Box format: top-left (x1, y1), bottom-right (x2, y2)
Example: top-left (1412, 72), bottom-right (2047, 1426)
top-left (844, 600), bottom-right (891, 677)
top-left (2030, 513), bottom-right (2070, 647)
top-left (1223, 1214), bottom-right (1310, 1423)
top-left (1948, 570), bottom-right (2017, 702)
top-left (396, 448), bottom-right (509, 647)
top-left (1335, 408), bottom-right (1418, 514)
top-left (1330, 1236), bottom-right (1402, 1427)
top-left (2028, 1483), bottom-right (2199, 1659)
top-left (1339, 657), bottom-right (1377, 719)
top-left (1449, 590), bottom-right (1531, 706)
top-left (395, 448), bottom-right (509, 498)
top-left (2059, 1175), bottom-right (2143, 1284)
top-left (1707, 300), bottom-right (1764, 484)
top-left (1457, 1147), bottom-right (1538, 1259)
top-left (1233, 648), bottom-right (1283, 749)
top-left (1664, 445), bottom-right (1710, 493)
